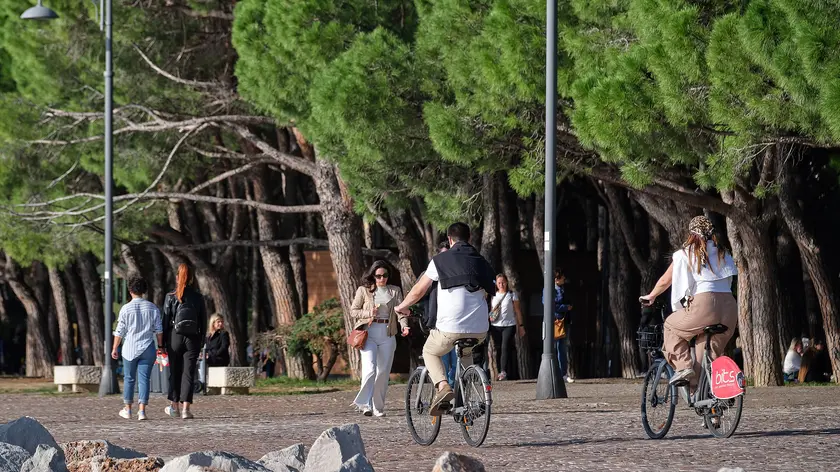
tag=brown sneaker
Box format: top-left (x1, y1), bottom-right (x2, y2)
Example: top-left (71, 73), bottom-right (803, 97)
top-left (429, 385), bottom-right (454, 416)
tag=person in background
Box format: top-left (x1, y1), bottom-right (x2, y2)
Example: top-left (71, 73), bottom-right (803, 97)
top-left (205, 314), bottom-right (231, 367)
top-left (550, 269), bottom-right (574, 383)
top-left (162, 263), bottom-right (207, 420)
top-left (112, 275), bottom-right (162, 421)
top-left (809, 340), bottom-right (833, 383)
top-left (349, 260), bottom-right (408, 417)
top-left (783, 337), bottom-right (802, 383)
top-left (489, 273), bottom-right (525, 381)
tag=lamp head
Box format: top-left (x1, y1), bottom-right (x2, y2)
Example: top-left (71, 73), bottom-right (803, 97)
top-left (21, 1), bottom-right (59, 20)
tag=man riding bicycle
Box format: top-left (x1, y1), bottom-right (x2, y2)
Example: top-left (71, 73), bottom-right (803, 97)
top-left (396, 222), bottom-right (496, 415)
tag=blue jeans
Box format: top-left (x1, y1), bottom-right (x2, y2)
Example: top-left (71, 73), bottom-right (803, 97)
top-left (554, 338), bottom-right (568, 378)
top-left (123, 343), bottom-right (156, 405)
top-left (441, 347), bottom-right (458, 387)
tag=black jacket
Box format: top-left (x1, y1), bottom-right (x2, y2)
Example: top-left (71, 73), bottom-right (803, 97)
top-left (162, 286), bottom-right (208, 348)
top-left (205, 330), bottom-right (231, 367)
top-left (432, 241), bottom-right (496, 295)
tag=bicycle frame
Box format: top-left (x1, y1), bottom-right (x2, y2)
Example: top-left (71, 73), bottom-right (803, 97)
top-left (676, 332), bottom-right (743, 410)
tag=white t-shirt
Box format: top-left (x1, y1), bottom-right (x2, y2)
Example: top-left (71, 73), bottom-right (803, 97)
top-left (783, 350), bottom-right (801, 375)
top-left (424, 260), bottom-right (489, 334)
top-left (490, 291), bottom-right (518, 327)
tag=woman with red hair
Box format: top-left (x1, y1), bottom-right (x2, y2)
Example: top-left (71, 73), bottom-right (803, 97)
top-left (162, 264), bottom-right (207, 419)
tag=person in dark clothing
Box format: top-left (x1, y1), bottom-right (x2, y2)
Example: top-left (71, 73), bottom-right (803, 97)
top-left (205, 314), bottom-right (231, 367)
top-left (804, 340), bottom-right (833, 383)
top-left (161, 263), bottom-right (207, 419)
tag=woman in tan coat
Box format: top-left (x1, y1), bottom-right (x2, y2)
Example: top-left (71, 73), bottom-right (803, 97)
top-left (350, 260), bottom-right (408, 417)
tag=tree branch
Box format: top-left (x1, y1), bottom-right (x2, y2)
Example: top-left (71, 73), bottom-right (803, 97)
top-left (229, 125), bottom-right (317, 177)
top-left (144, 236), bottom-right (396, 261)
top-left (30, 114), bottom-right (274, 145)
top-left (603, 185), bottom-right (648, 274)
top-left (133, 45), bottom-right (225, 89)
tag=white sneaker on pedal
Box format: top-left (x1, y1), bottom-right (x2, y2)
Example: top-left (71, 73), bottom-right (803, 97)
top-left (669, 368), bottom-right (693, 385)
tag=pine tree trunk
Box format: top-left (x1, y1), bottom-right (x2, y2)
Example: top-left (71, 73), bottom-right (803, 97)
top-left (64, 263), bottom-right (94, 365)
top-left (250, 247), bottom-right (264, 339)
top-left (32, 263), bottom-right (58, 357)
top-left (725, 211), bottom-right (754, 380)
top-left (78, 253), bottom-right (105, 367)
top-left (531, 194), bottom-right (545, 274)
top-left (497, 176), bottom-right (532, 379)
top-left (314, 158), bottom-right (365, 378)
top-left (608, 213), bottom-right (640, 378)
top-left (479, 173), bottom-right (500, 270)
top-left (252, 171), bottom-right (312, 379)
top-left (729, 217), bottom-right (783, 386)
top-left (48, 267), bottom-right (74, 366)
top-left (779, 159), bottom-right (840, 383)
top-left (6, 256), bottom-right (53, 378)
top-left (148, 248), bottom-right (166, 308)
top-left (390, 207), bottom-right (426, 294)
top-left (775, 229), bottom-right (801, 352)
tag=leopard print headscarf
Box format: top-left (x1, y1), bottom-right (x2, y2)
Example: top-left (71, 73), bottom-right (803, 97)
top-left (688, 216), bottom-right (714, 239)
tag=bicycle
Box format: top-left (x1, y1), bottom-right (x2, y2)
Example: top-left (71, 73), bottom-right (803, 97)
top-left (637, 308), bottom-right (745, 439)
top-left (405, 338), bottom-right (492, 447)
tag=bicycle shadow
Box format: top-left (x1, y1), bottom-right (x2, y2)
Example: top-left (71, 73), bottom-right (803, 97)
top-left (499, 427), bottom-right (840, 448)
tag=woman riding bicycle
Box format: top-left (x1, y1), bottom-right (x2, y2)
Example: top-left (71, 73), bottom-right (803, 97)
top-left (640, 215), bottom-right (738, 389)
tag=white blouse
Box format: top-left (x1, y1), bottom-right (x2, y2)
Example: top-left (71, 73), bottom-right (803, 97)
top-left (671, 241), bottom-right (738, 312)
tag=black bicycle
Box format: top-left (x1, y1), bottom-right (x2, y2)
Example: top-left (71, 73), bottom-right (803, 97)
top-left (405, 338), bottom-right (492, 447)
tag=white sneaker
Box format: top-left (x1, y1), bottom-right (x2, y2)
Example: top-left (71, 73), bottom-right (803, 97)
top-left (670, 368), bottom-right (694, 385)
top-left (164, 406), bottom-right (178, 418)
top-left (361, 405), bottom-right (372, 417)
top-left (137, 411), bottom-right (147, 421)
top-left (373, 410), bottom-right (386, 417)
top-left (181, 409), bottom-right (194, 420)
top-left (119, 408), bottom-right (131, 419)
top-left (563, 375), bottom-right (575, 384)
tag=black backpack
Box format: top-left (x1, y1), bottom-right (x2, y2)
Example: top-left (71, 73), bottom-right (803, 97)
top-left (173, 298), bottom-right (199, 336)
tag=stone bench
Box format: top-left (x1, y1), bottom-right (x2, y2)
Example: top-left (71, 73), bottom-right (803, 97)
top-left (54, 366), bottom-right (101, 393)
top-left (206, 367), bottom-right (255, 395)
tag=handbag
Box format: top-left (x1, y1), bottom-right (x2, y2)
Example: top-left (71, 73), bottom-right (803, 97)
top-left (347, 326), bottom-right (368, 350)
top-left (489, 292), bottom-right (509, 323)
top-left (553, 319), bottom-right (566, 340)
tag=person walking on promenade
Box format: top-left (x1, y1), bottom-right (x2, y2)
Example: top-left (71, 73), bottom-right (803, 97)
top-left (112, 275), bottom-right (162, 421)
top-left (162, 263), bottom-right (207, 419)
top-left (350, 260), bottom-right (408, 417)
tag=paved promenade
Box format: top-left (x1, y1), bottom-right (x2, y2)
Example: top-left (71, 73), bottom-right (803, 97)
top-left (1, 380), bottom-right (838, 471)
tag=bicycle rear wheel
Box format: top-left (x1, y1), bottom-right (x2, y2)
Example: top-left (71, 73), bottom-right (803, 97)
top-left (703, 392), bottom-right (743, 438)
top-left (640, 357), bottom-right (676, 439)
top-left (458, 365), bottom-right (492, 447)
top-left (404, 368), bottom-right (441, 446)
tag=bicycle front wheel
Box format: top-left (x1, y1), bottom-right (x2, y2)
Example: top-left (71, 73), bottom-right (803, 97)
top-left (404, 368), bottom-right (441, 446)
top-left (640, 357), bottom-right (676, 439)
top-left (458, 365), bottom-right (492, 447)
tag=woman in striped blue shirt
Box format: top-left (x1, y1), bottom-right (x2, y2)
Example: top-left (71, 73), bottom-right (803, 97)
top-left (112, 275), bottom-right (163, 420)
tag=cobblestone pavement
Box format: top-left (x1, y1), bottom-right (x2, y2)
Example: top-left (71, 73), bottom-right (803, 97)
top-left (2, 380), bottom-right (839, 471)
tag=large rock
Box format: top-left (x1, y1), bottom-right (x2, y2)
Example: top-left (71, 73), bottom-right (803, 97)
top-left (303, 424), bottom-right (365, 472)
top-left (0, 442), bottom-right (31, 472)
top-left (431, 452), bottom-right (485, 472)
top-left (21, 445), bottom-right (68, 472)
top-left (337, 454), bottom-right (374, 472)
top-left (61, 440), bottom-right (145, 464)
top-left (160, 451), bottom-right (271, 472)
top-left (84, 456), bottom-right (164, 472)
top-left (257, 444), bottom-right (306, 472)
top-left (0, 417), bottom-right (61, 456)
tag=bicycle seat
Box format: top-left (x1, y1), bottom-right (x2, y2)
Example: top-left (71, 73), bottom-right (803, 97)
top-left (454, 338), bottom-right (480, 348)
top-left (703, 324), bottom-right (728, 335)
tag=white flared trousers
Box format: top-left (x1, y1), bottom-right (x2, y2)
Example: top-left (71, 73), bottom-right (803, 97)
top-left (353, 323), bottom-right (396, 412)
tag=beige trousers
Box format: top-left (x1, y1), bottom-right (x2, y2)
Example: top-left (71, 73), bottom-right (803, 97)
top-left (423, 329), bottom-right (487, 387)
top-left (663, 292), bottom-right (738, 384)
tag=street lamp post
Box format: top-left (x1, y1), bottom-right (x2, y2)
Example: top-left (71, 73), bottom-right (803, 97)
top-left (22, 0), bottom-right (119, 396)
top-left (535, 0), bottom-right (567, 400)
